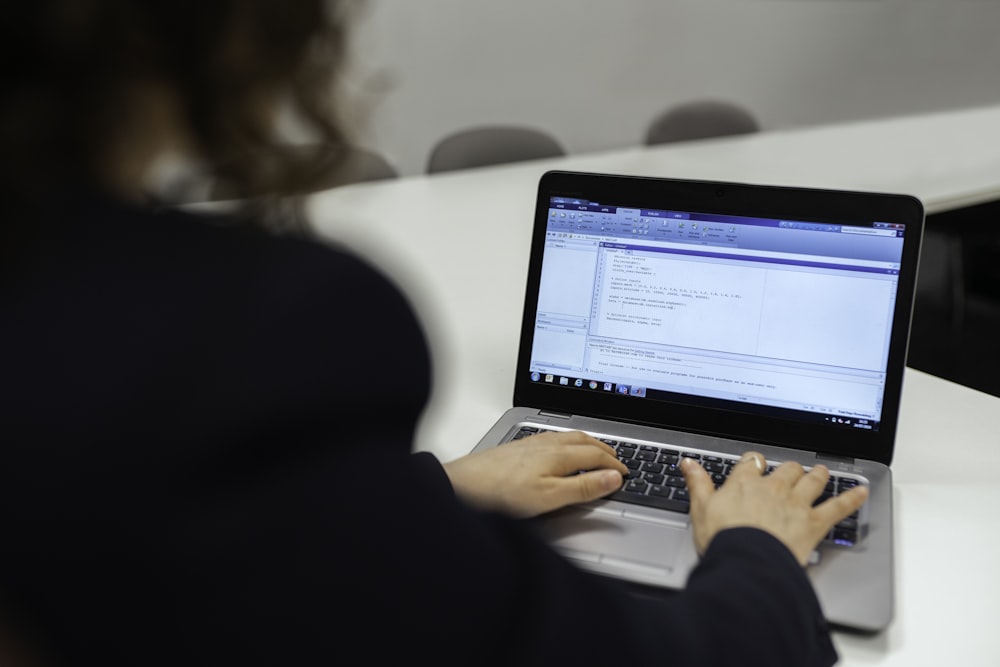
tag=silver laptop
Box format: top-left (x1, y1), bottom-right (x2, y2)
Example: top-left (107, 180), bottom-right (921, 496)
top-left (471, 170), bottom-right (924, 633)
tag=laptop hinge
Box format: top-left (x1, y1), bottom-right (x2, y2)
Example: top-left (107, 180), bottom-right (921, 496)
top-left (537, 411), bottom-right (573, 420)
top-left (815, 452), bottom-right (856, 467)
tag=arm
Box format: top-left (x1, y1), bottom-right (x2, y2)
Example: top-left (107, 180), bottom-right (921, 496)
top-left (430, 452), bottom-right (843, 666)
top-left (437, 446), bottom-right (862, 666)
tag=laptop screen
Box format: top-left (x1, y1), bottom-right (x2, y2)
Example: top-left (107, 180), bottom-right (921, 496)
top-left (527, 194), bottom-right (909, 435)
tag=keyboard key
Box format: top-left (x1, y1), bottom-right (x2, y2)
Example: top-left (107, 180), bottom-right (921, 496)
top-left (832, 529), bottom-right (857, 546)
top-left (836, 518), bottom-right (858, 532)
top-left (663, 461), bottom-right (683, 475)
top-left (703, 461), bottom-right (726, 474)
top-left (649, 485), bottom-right (673, 498)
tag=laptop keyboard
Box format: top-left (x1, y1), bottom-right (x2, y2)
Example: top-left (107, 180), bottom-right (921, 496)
top-left (508, 425), bottom-right (865, 547)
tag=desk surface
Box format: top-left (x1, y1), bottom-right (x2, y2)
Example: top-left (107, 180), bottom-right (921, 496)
top-left (306, 104), bottom-right (1000, 665)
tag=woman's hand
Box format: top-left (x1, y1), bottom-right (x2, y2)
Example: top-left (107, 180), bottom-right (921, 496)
top-left (682, 452), bottom-right (869, 566)
top-left (443, 430), bottom-right (628, 518)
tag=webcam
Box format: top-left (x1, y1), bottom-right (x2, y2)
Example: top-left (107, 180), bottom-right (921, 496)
top-left (715, 188), bottom-right (726, 198)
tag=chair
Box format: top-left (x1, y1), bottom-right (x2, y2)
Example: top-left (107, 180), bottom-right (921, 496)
top-left (644, 100), bottom-right (760, 145)
top-left (426, 125), bottom-right (565, 174)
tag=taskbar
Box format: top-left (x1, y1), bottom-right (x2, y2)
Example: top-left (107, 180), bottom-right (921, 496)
top-left (528, 370), bottom-right (879, 432)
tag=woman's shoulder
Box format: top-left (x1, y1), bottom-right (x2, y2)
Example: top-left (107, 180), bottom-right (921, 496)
top-left (54, 192), bottom-right (411, 314)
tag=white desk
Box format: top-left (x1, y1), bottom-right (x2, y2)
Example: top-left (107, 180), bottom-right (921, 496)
top-left (306, 104), bottom-right (1000, 665)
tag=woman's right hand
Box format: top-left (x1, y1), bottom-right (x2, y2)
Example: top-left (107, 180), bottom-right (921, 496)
top-left (681, 452), bottom-right (869, 566)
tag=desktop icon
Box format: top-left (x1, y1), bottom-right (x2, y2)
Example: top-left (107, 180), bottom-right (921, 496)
top-left (574, 378), bottom-right (583, 387)
top-left (559, 377), bottom-right (569, 386)
top-left (589, 381), bottom-right (598, 390)
top-left (630, 386), bottom-right (646, 397)
top-left (616, 384), bottom-right (630, 395)
top-left (544, 374), bottom-right (554, 383)
top-left (530, 372), bottom-right (540, 382)
top-left (603, 382), bottom-right (613, 391)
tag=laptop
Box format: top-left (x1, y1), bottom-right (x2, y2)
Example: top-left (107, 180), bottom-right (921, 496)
top-left (471, 170), bottom-right (924, 633)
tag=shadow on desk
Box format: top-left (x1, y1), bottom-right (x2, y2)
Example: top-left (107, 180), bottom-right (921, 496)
top-left (908, 201), bottom-right (1000, 398)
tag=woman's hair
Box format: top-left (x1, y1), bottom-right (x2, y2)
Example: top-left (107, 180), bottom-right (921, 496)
top-left (0, 0), bottom-right (358, 225)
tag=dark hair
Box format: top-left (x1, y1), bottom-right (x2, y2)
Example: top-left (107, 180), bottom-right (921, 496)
top-left (0, 0), bottom-right (358, 227)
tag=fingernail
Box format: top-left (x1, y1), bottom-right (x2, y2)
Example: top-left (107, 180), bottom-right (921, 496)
top-left (602, 470), bottom-right (624, 491)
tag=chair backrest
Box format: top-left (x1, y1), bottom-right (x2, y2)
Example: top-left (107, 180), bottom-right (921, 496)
top-left (426, 125), bottom-right (565, 174)
top-left (645, 100), bottom-right (760, 145)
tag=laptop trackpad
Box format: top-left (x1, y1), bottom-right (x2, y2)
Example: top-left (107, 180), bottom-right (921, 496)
top-left (532, 506), bottom-right (686, 576)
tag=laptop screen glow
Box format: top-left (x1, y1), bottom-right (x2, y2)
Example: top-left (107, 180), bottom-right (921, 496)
top-left (528, 197), bottom-right (908, 433)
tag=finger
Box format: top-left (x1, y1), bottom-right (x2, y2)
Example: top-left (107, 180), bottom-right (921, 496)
top-left (792, 464), bottom-right (830, 503)
top-left (728, 451), bottom-right (767, 481)
top-left (813, 485), bottom-right (869, 527)
top-left (767, 459), bottom-right (806, 487)
top-left (549, 444), bottom-right (629, 478)
top-left (549, 469), bottom-right (625, 508)
top-left (551, 430), bottom-right (618, 458)
top-left (680, 457), bottom-right (714, 508)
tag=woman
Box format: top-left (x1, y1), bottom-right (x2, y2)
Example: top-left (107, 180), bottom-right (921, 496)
top-left (0, 2), bottom-right (865, 665)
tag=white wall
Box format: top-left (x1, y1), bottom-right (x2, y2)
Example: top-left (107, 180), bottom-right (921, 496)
top-left (343, 1), bottom-right (1000, 176)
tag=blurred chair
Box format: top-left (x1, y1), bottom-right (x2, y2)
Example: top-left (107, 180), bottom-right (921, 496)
top-left (644, 100), bottom-right (760, 145)
top-left (426, 125), bottom-right (565, 174)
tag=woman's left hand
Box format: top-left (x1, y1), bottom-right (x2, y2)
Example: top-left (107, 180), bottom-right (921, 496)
top-left (443, 430), bottom-right (627, 518)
